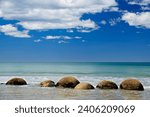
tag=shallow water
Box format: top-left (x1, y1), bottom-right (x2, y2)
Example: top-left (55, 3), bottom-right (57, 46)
top-left (0, 62), bottom-right (150, 100)
top-left (0, 84), bottom-right (149, 100)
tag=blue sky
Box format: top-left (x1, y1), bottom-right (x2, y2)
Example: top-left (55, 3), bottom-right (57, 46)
top-left (0, 0), bottom-right (150, 62)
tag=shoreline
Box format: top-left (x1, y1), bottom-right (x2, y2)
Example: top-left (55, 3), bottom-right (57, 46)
top-left (0, 85), bottom-right (149, 100)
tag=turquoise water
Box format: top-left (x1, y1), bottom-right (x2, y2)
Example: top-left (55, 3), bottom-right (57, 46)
top-left (0, 62), bottom-right (150, 76)
top-left (0, 62), bottom-right (150, 100)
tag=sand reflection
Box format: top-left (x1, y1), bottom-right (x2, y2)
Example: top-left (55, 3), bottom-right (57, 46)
top-left (120, 90), bottom-right (143, 100)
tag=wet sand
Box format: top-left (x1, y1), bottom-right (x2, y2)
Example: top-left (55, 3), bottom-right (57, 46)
top-left (0, 84), bottom-right (149, 100)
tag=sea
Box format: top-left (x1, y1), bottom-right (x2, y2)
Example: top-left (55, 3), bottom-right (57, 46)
top-left (0, 62), bottom-right (150, 100)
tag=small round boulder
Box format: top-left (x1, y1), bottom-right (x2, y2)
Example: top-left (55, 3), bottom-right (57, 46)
top-left (74, 83), bottom-right (95, 90)
top-left (56, 76), bottom-right (80, 88)
top-left (120, 79), bottom-right (144, 91)
top-left (96, 80), bottom-right (118, 89)
top-left (6, 78), bottom-right (27, 85)
top-left (40, 80), bottom-right (55, 87)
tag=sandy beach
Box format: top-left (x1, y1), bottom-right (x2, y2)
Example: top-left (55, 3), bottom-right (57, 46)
top-left (0, 83), bottom-right (149, 100)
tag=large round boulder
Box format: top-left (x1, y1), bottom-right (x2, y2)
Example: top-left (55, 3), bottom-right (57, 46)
top-left (6, 78), bottom-right (27, 85)
top-left (74, 82), bottom-right (95, 90)
top-left (96, 80), bottom-right (118, 89)
top-left (56, 76), bottom-right (80, 88)
top-left (120, 79), bottom-right (144, 91)
top-left (40, 80), bottom-right (55, 87)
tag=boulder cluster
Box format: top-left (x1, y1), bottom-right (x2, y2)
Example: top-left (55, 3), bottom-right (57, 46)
top-left (4, 76), bottom-right (144, 91)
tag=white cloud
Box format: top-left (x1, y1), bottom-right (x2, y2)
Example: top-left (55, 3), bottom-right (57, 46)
top-left (45, 36), bottom-right (70, 40)
top-left (77, 26), bottom-right (99, 33)
top-left (109, 20), bottom-right (116, 26)
top-left (141, 6), bottom-right (150, 10)
top-left (104, 7), bottom-right (119, 12)
top-left (126, 0), bottom-right (150, 5)
top-left (34, 39), bottom-right (42, 43)
top-left (100, 20), bottom-right (107, 25)
top-left (58, 40), bottom-right (69, 44)
top-left (45, 35), bottom-right (82, 40)
top-left (0, 11), bottom-right (2, 17)
top-left (109, 18), bottom-right (121, 26)
top-left (0, 24), bottom-right (31, 38)
top-left (74, 36), bottom-right (82, 39)
top-left (122, 12), bottom-right (150, 28)
top-left (18, 19), bottom-right (96, 30)
top-left (82, 40), bottom-right (86, 43)
top-left (77, 29), bottom-right (92, 33)
top-left (109, 7), bottom-right (119, 12)
top-left (67, 29), bottom-right (74, 33)
top-left (0, 0), bottom-right (117, 31)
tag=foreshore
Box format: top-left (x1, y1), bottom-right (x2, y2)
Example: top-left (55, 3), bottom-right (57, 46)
top-left (1, 76), bottom-right (149, 100)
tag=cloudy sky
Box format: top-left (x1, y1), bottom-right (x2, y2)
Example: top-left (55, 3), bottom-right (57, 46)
top-left (0, 0), bottom-right (150, 62)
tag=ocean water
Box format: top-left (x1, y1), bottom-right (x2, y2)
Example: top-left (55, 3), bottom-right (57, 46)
top-left (0, 62), bottom-right (150, 100)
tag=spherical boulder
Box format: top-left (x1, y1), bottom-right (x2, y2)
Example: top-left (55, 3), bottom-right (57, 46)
top-left (56, 76), bottom-right (80, 88)
top-left (40, 80), bottom-right (55, 87)
top-left (96, 80), bottom-right (118, 89)
top-left (120, 79), bottom-right (144, 91)
top-left (6, 78), bottom-right (27, 85)
top-left (74, 82), bottom-right (95, 90)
